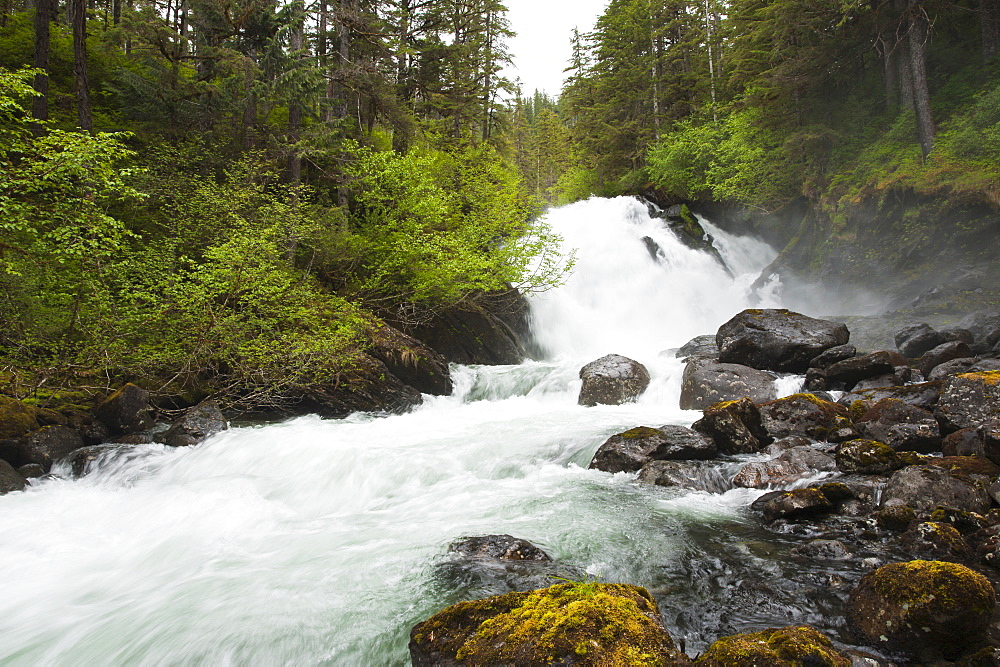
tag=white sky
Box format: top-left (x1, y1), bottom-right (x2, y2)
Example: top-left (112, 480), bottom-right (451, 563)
top-left (502, 0), bottom-right (609, 97)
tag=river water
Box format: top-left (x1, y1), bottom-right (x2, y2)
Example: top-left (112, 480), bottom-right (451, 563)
top-left (0, 197), bottom-right (856, 664)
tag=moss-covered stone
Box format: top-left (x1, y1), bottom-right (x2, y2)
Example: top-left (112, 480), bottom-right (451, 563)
top-left (875, 505), bottom-right (917, 531)
top-left (409, 582), bottom-right (686, 666)
top-left (622, 427), bottom-right (663, 440)
top-left (760, 393), bottom-right (851, 440)
top-left (0, 395), bottom-right (38, 440)
top-left (900, 521), bottom-right (972, 562)
top-left (695, 625), bottom-right (850, 666)
top-left (834, 439), bottom-right (902, 474)
top-left (847, 560), bottom-right (995, 660)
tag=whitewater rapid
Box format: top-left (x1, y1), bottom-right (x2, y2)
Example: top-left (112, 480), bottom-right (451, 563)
top-left (0, 197), bottom-right (802, 664)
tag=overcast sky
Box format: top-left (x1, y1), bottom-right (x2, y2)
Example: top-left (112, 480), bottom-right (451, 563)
top-left (502, 0), bottom-right (609, 97)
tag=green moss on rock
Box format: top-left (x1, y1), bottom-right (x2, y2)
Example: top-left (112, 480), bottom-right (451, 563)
top-left (0, 395), bottom-right (39, 440)
top-left (409, 582), bottom-right (684, 666)
top-left (835, 439), bottom-right (902, 474)
top-left (847, 560), bottom-right (995, 660)
top-left (622, 427), bottom-right (663, 440)
top-left (695, 625), bottom-right (850, 666)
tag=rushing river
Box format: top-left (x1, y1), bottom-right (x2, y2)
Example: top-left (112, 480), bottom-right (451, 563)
top-left (0, 197), bottom-right (860, 664)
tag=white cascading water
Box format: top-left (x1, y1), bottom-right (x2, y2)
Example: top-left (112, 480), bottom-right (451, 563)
top-left (0, 197), bottom-right (805, 664)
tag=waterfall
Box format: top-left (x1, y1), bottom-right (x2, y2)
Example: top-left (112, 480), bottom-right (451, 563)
top-left (0, 197), bottom-right (821, 664)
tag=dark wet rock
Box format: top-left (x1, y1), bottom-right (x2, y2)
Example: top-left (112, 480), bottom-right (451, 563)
top-left (368, 324), bottom-right (453, 396)
top-left (968, 525), bottom-right (1000, 569)
top-left (855, 399), bottom-right (941, 453)
top-left (765, 435), bottom-right (814, 454)
top-left (0, 438), bottom-right (20, 467)
top-left (900, 521), bottom-right (972, 562)
top-left (0, 459), bottom-right (26, 494)
top-left (294, 355), bottom-right (424, 418)
top-left (920, 341), bottom-right (975, 377)
top-left (399, 289), bottom-right (532, 366)
top-left (759, 393), bottom-right (850, 440)
top-left (817, 481), bottom-right (855, 504)
top-left (875, 505), bottom-right (917, 531)
top-left (66, 444), bottom-right (127, 477)
top-left (675, 335), bottom-right (718, 360)
top-left (957, 646), bottom-right (1000, 666)
top-left (408, 583), bottom-right (685, 666)
top-left (751, 488), bottom-right (834, 522)
top-left (449, 535), bottom-right (551, 562)
top-left (641, 235), bottom-right (662, 261)
top-left (716, 308), bottom-right (850, 373)
top-left (790, 540), bottom-right (851, 561)
top-left (679, 359), bottom-right (776, 411)
top-left (895, 323), bottom-right (947, 358)
top-left (636, 460), bottom-right (730, 494)
top-left (930, 507), bottom-right (988, 535)
top-left (804, 367), bottom-right (827, 391)
top-left (882, 465), bottom-right (992, 514)
top-left (981, 422), bottom-right (1000, 468)
top-left (161, 401), bottom-right (227, 448)
top-left (923, 454), bottom-right (1000, 479)
top-left (578, 354), bottom-right (650, 407)
top-left (935, 371), bottom-right (1000, 433)
top-left (944, 426), bottom-right (987, 457)
top-left (852, 372), bottom-right (907, 392)
top-left (736, 446), bottom-right (836, 489)
top-left (111, 433), bottom-right (155, 445)
top-left (824, 351), bottom-right (901, 390)
top-left (847, 560), bottom-right (995, 660)
top-left (840, 380), bottom-right (943, 411)
top-left (733, 459), bottom-right (802, 489)
top-left (0, 396), bottom-right (39, 440)
top-left (941, 327), bottom-right (976, 346)
top-left (929, 357), bottom-right (977, 380)
top-left (810, 344), bottom-right (858, 369)
top-left (16, 463), bottom-right (44, 479)
top-left (19, 425), bottom-right (84, 472)
top-left (691, 397), bottom-right (771, 455)
top-left (589, 425), bottom-right (716, 474)
top-left (695, 625), bottom-right (851, 665)
top-left (93, 383), bottom-right (154, 436)
top-left (826, 426), bottom-right (859, 443)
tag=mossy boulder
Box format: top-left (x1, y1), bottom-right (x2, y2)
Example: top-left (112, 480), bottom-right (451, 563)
top-left (840, 380), bottom-right (943, 412)
top-left (409, 582), bottom-right (686, 666)
top-left (875, 505), bottom-right (917, 531)
top-left (835, 439), bottom-right (904, 474)
top-left (855, 399), bottom-right (941, 453)
top-left (716, 309), bottom-right (850, 373)
top-left (900, 521), bottom-right (972, 562)
top-left (694, 625), bottom-right (850, 666)
top-left (935, 371), bottom-right (1000, 434)
top-left (759, 393), bottom-right (850, 440)
top-left (750, 488), bottom-right (834, 522)
top-left (847, 560), bottom-right (995, 659)
top-left (367, 322), bottom-right (453, 396)
top-left (0, 395), bottom-right (38, 441)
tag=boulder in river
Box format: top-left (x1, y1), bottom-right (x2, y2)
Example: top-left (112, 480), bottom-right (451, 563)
top-left (919, 340), bottom-right (974, 377)
top-left (19, 425), bottom-right (84, 472)
top-left (448, 535), bottom-right (551, 562)
top-left (759, 393), bottom-right (850, 440)
top-left (935, 371), bottom-right (1000, 434)
top-left (855, 398), bottom-right (941, 453)
top-left (589, 425), bottom-right (716, 473)
top-left (847, 560), bottom-right (995, 660)
top-left (835, 439), bottom-right (905, 474)
top-left (696, 625), bottom-right (851, 666)
top-left (895, 323), bottom-right (947, 358)
top-left (692, 397), bottom-right (771, 455)
top-left (161, 400), bottom-right (227, 447)
top-left (751, 488), bottom-right (834, 522)
top-left (679, 359), bottom-right (776, 411)
top-left (367, 323), bottom-right (453, 396)
top-left (675, 334), bottom-right (718, 360)
top-left (900, 521), bottom-right (973, 562)
top-left (408, 582), bottom-right (685, 666)
top-left (716, 309), bottom-right (850, 373)
top-left (578, 354), bottom-right (650, 407)
top-left (636, 460), bottom-right (730, 494)
top-left (294, 354), bottom-right (423, 418)
top-left (93, 383), bottom-right (154, 436)
top-left (881, 464), bottom-right (992, 514)
top-left (809, 344), bottom-right (857, 369)
top-left (840, 380), bottom-right (943, 411)
top-left (0, 459), bottom-right (26, 494)
top-left (824, 350), bottom-right (900, 390)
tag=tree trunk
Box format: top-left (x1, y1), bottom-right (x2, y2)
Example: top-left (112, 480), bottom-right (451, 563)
top-left (32, 0), bottom-right (52, 127)
top-left (906, 0), bottom-right (934, 157)
top-left (983, 0), bottom-right (1000, 61)
top-left (287, 0), bottom-right (304, 184)
top-left (337, 0), bottom-right (351, 120)
top-left (70, 0), bottom-right (92, 133)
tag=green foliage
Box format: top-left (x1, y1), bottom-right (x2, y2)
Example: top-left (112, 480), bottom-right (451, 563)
top-left (345, 143), bottom-right (568, 306)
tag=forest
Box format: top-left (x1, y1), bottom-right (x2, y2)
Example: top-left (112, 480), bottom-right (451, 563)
top-left (2, 0), bottom-right (999, 410)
